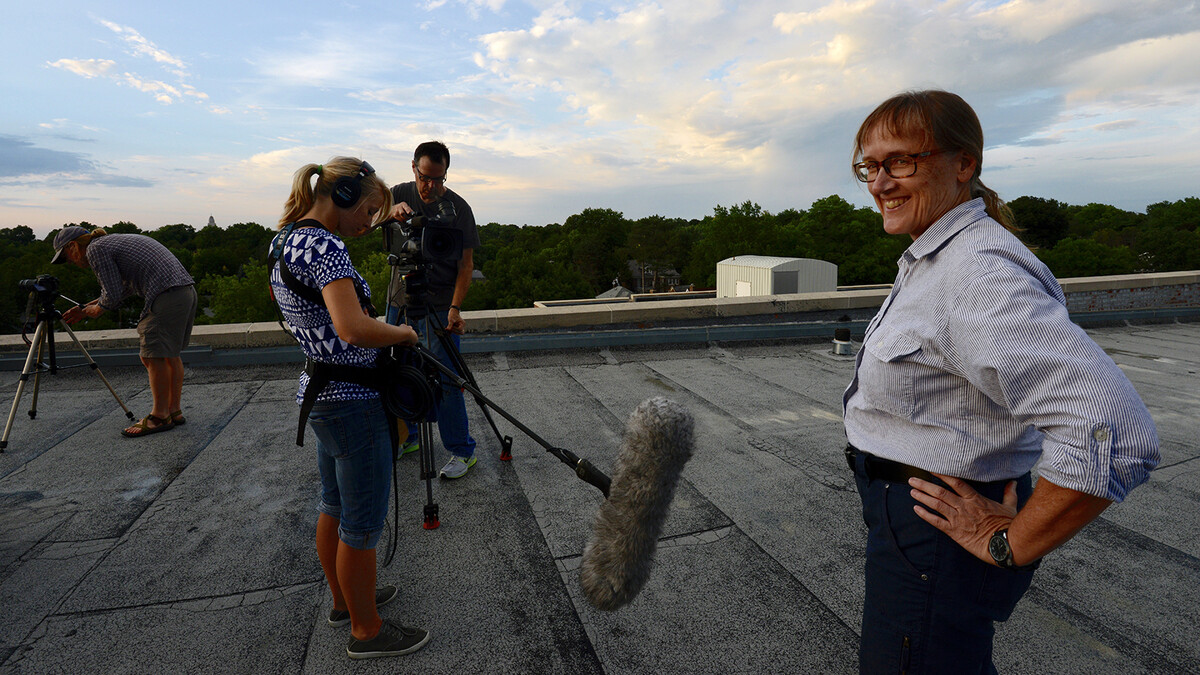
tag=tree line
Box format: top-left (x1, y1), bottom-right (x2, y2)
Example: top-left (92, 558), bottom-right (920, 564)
top-left (2, 194), bottom-right (1198, 333)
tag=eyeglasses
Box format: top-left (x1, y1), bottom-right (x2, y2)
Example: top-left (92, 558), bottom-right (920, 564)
top-left (414, 166), bottom-right (447, 186)
top-left (853, 149), bottom-right (950, 183)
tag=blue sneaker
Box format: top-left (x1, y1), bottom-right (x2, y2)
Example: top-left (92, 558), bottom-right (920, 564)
top-left (399, 438), bottom-right (419, 456)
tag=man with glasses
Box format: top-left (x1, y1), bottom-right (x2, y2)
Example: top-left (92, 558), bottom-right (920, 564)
top-left (386, 141), bottom-right (482, 479)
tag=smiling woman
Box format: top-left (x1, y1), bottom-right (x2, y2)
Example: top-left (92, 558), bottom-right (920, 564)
top-left (851, 91), bottom-right (1015, 239)
top-left (841, 90), bottom-right (1159, 674)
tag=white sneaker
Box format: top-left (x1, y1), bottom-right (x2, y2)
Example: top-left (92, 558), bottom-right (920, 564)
top-left (439, 455), bottom-right (476, 479)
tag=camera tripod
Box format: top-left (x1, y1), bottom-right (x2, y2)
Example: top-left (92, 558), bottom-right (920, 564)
top-left (392, 302), bottom-right (514, 527)
top-left (1, 294), bottom-right (134, 452)
top-left (378, 309), bottom-right (612, 568)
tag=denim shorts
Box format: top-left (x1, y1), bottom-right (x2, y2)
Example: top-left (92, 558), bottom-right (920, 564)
top-left (307, 397), bottom-right (392, 549)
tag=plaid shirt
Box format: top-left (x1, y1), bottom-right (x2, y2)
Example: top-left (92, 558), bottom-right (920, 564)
top-left (85, 234), bottom-right (194, 321)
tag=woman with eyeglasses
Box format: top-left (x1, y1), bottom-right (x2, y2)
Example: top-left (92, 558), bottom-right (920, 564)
top-left (842, 91), bottom-right (1158, 673)
top-left (269, 157), bottom-right (427, 660)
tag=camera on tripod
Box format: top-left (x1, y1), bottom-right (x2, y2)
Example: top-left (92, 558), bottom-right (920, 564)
top-left (18, 274), bottom-right (60, 300)
top-left (381, 200), bottom-right (464, 313)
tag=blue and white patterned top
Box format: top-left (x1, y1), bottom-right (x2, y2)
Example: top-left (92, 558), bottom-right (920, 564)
top-left (269, 222), bottom-right (379, 405)
top-left (843, 199), bottom-right (1159, 502)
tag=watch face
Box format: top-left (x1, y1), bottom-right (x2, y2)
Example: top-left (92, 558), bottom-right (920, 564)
top-left (988, 532), bottom-right (1010, 564)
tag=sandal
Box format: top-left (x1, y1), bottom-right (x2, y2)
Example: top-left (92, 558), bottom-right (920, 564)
top-left (170, 410), bottom-right (186, 425)
top-left (122, 414), bottom-right (175, 438)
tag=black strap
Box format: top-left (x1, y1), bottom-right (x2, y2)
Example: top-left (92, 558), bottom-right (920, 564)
top-left (269, 221), bottom-right (377, 317)
top-left (296, 358), bottom-right (387, 446)
top-left (269, 222), bottom-right (391, 449)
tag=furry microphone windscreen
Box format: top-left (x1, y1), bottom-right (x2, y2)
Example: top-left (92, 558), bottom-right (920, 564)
top-left (580, 397), bottom-right (695, 611)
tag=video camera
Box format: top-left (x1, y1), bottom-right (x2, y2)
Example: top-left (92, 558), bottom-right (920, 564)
top-left (18, 274), bottom-right (60, 299)
top-left (381, 200), bottom-right (464, 315)
top-left (381, 199), bottom-right (463, 267)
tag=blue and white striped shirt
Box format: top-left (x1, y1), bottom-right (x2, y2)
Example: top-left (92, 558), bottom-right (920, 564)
top-left (843, 199), bottom-right (1158, 502)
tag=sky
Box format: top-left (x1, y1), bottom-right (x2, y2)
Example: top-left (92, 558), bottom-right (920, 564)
top-left (2, 0), bottom-right (1199, 238)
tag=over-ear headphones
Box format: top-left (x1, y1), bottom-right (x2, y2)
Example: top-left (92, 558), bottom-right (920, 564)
top-left (330, 161), bottom-right (376, 209)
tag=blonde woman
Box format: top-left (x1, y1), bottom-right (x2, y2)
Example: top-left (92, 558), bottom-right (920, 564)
top-left (268, 157), bottom-right (427, 660)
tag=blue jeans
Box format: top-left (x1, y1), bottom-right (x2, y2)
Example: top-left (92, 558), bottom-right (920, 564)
top-left (308, 398), bottom-right (392, 549)
top-left (386, 306), bottom-right (476, 459)
top-left (853, 453), bottom-right (1036, 674)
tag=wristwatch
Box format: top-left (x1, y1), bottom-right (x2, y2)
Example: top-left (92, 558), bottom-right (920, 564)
top-left (988, 528), bottom-right (1033, 570)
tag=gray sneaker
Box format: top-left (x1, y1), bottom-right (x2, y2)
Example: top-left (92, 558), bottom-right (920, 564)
top-left (328, 585), bottom-right (398, 627)
top-left (439, 454), bottom-right (476, 479)
top-left (346, 619), bottom-right (430, 659)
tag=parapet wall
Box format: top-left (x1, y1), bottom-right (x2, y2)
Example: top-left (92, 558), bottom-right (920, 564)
top-left (1059, 271), bottom-right (1200, 313)
top-left (2, 270), bottom-right (1198, 356)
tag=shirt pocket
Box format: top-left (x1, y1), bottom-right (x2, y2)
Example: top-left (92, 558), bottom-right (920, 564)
top-left (860, 325), bottom-right (922, 418)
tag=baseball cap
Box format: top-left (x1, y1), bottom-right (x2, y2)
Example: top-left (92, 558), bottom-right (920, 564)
top-left (51, 226), bottom-right (89, 264)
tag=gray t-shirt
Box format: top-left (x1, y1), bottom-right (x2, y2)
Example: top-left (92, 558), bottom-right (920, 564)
top-left (389, 182), bottom-right (480, 310)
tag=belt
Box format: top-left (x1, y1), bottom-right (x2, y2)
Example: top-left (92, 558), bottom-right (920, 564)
top-left (845, 444), bottom-right (935, 484)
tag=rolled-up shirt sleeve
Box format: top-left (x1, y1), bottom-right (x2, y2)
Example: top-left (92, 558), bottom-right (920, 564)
top-left (948, 265), bottom-right (1159, 502)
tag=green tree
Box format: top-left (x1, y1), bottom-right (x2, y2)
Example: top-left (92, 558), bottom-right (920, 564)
top-left (1009, 196), bottom-right (1069, 249)
top-left (108, 221), bottom-right (142, 234)
top-left (623, 215), bottom-right (691, 290)
top-left (1064, 203), bottom-right (1142, 241)
top-left (684, 202), bottom-right (787, 288)
top-left (563, 208), bottom-right (630, 293)
top-left (198, 262), bottom-right (276, 324)
top-left (1036, 238), bottom-right (1139, 278)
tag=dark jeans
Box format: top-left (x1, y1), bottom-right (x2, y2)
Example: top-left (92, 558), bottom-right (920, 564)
top-left (852, 452), bottom-right (1036, 674)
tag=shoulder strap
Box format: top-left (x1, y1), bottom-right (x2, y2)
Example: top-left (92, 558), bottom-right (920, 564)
top-left (270, 223), bottom-right (376, 315)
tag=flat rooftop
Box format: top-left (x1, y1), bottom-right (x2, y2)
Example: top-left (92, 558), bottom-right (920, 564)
top-left (1, 321), bottom-right (1198, 673)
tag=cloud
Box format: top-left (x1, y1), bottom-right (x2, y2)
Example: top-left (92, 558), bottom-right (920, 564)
top-left (99, 19), bottom-right (187, 74)
top-left (0, 135), bottom-right (96, 177)
top-left (1093, 120), bottom-right (1140, 133)
top-left (45, 18), bottom-right (214, 108)
top-left (250, 35), bottom-right (404, 89)
top-left (773, 0), bottom-right (875, 33)
top-left (1063, 31), bottom-right (1200, 99)
top-left (47, 59), bottom-right (116, 78)
top-left (0, 135), bottom-right (152, 187)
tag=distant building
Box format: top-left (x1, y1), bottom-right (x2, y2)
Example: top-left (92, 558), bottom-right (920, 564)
top-left (628, 260), bottom-right (681, 293)
top-left (716, 255), bottom-right (837, 298)
top-left (207, 215), bottom-right (217, 228)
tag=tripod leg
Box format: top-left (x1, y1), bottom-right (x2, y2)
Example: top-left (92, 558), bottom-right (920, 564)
top-left (430, 325), bottom-right (513, 460)
top-left (28, 324), bottom-right (47, 419)
top-left (57, 320), bottom-right (135, 420)
top-left (419, 421), bottom-right (440, 529)
top-left (2, 321), bottom-right (49, 452)
top-left (409, 343), bottom-right (612, 496)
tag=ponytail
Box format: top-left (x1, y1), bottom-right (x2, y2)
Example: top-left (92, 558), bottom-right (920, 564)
top-left (74, 228), bottom-right (108, 251)
top-left (972, 179), bottom-right (1017, 233)
top-left (278, 158), bottom-right (392, 229)
top-left (278, 164), bottom-right (323, 229)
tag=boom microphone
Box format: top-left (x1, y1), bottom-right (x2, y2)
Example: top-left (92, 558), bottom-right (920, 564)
top-left (580, 397), bottom-right (695, 611)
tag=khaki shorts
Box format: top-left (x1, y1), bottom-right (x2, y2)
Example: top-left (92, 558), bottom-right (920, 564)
top-left (138, 285), bottom-right (197, 358)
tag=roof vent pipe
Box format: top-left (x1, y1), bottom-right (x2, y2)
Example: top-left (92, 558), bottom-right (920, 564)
top-left (832, 327), bottom-right (853, 356)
